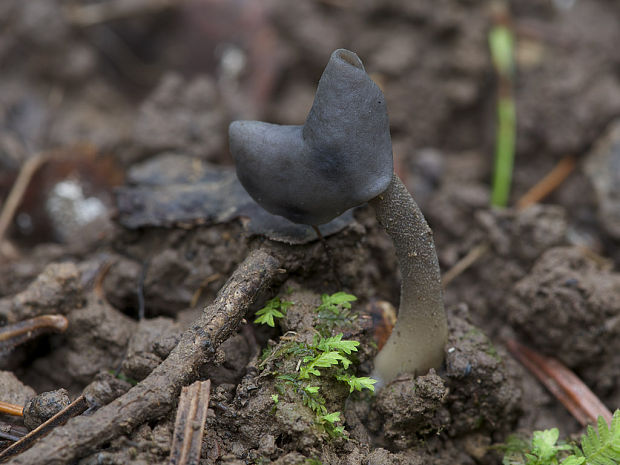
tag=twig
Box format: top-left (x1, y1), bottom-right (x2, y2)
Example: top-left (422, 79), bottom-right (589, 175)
top-left (9, 249), bottom-right (282, 465)
top-left (506, 339), bottom-right (613, 426)
top-left (0, 396), bottom-right (88, 462)
top-left (0, 402), bottom-right (23, 417)
top-left (0, 241), bottom-right (19, 262)
top-left (93, 261), bottom-right (113, 302)
top-left (169, 380), bottom-right (211, 465)
top-left (0, 154), bottom-right (49, 244)
top-left (0, 422), bottom-right (26, 442)
top-left (0, 432), bottom-right (21, 443)
top-left (442, 243), bottom-right (490, 288)
top-left (516, 155), bottom-right (576, 210)
top-left (0, 315), bottom-right (69, 352)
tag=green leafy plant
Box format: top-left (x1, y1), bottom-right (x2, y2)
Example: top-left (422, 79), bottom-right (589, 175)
top-left (318, 411), bottom-right (345, 438)
top-left (262, 293), bottom-right (377, 439)
top-left (254, 297), bottom-right (293, 327)
top-left (501, 410), bottom-right (620, 465)
top-left (275, 332), bottom-right (376, 438)
top-left (315, 292), bottom-right (358, 333)
top-left (316, 292), bottom-right (357, 313)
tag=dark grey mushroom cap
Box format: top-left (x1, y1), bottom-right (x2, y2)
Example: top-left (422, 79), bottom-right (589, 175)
top-left (229, 49), bottom-right (393, 225)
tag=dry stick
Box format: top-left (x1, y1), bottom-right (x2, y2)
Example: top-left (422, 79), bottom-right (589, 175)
top-left (0, 433), bottom-right (21, 443)
top-left (516, 155), bottom-right (576, 211)
top-left (441, 243), bottom-right (490, 288)
top-left (169, 380), bottom-right (211, 465)
top-left (506, 339), bottom-right (613, 426)
top-left (0, 315), bottom-right (69, 352)
top-left (0, 423), bottom-right (27, 443)
top-left (9, 249), bottom-right (281, 465)
top-left (0, 396), bottom-right (89, 463)
top-left (0, 154), bottom-right (48, 244)
top-left (0, 402), bottom-right (23, 417)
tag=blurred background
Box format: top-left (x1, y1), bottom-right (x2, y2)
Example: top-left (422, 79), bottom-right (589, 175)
top-left (1, 0), bottom-right (620, 445)
top-left (1, 0), bottom-right (619, 251)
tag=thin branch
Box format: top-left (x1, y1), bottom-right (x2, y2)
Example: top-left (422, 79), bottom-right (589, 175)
top-left (516, 155), bottom-right (576, 210)
top-left (0, 315), bottom-right (68, 352)
top-left (0, 402), bottom-right (23, 417)
top-left (0, 154), bottom-right (49, 244)
top-left (9, 249), bottom-right (282, 465)
top-left (441, 243), bottom-right (489, 288)
top-left (169, 380), bottom-right (211, 465)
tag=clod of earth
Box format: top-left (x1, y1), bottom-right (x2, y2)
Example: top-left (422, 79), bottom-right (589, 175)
top-left (229, 48), bottom-right (447, 386)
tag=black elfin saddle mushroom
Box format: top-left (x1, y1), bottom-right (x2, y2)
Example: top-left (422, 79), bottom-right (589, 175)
top-left (229, 49), bottom-right (393, 226)
top-left (230, 49), bottom-right (447, 387)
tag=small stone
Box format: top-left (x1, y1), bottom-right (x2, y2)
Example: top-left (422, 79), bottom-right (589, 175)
top-left (23, 388), bottom-right (71, 430)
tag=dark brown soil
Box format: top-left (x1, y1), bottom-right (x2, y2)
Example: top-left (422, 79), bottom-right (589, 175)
top-left (1, 0), bottom-right (619, 464)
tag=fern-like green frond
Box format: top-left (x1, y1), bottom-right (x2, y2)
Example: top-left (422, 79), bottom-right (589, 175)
top-left (315, 334), bottom-right (359, 354)
top-left (560, 457), bottom-right (585, 465)
top-left (578, 410), bottom-right (620, 465)
top-left (299, 351), bottom-right (350, 379)
top-left (254, 297), bottom-right (292, 327)
top-left (335, 374), bottom-right (377, 393)
top-left (316, 292), bottom-right (357, 313)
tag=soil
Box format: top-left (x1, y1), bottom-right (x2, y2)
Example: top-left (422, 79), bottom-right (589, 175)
top-left (1, 0), bottom-right (619, 464)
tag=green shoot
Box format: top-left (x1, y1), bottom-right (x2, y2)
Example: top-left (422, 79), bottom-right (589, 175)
top-left (489, 16), bottom-right (517, 208)
top-left (254, 297), bottom-right (293, 327)
top-left (489, 25), bottom-right (514, 76)
top-left (491, 96), bottom-right (516, 207)
top-left (501, 410), bottom-right (620, 465)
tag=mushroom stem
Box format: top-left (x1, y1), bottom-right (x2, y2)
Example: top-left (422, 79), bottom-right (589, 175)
top-left (369, 173), bottom-right (447, 387)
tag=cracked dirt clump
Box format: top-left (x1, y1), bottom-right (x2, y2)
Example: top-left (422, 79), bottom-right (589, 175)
top-left (367, 305), bottom-right (521, 451)
top-left (4, 261), bottom-right (84, 323)
top-left (507, 246), bottom-right (620, 397)
top-left (444, 305), bottom-right (522, 438)
top-left (369, 370), bottom-right (449, 449)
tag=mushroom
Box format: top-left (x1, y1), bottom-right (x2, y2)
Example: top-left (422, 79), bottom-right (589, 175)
top-left (229, 49), bottom-right (447, 387)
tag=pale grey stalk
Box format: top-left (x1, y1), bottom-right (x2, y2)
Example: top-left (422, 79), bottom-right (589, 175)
top-left (369, 173), bottom-right (447, 386)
